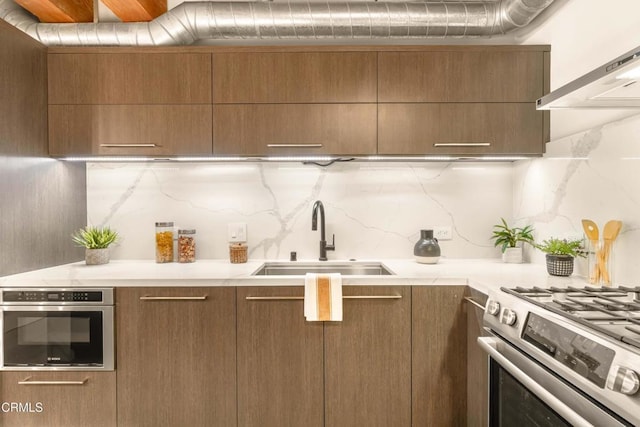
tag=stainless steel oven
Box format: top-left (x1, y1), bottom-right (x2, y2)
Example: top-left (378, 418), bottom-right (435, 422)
top-left (481, 286), bottom-right (640, 427)
top-left (0, 288), bottom-right (114, 371)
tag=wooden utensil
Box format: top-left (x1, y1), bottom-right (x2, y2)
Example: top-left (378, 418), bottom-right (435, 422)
top-left (581, 219), bottom-right (600, 283)
top-left (600, 220), bottom-right (622, 284)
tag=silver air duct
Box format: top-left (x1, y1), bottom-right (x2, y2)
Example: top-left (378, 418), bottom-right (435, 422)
top-left (0, 0), bottom-right (554, 46)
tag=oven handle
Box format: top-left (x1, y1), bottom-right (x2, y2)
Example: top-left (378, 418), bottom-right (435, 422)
top-left (478, 337), bottom-right (595, 427)
top-left (18, 377), bottom-right (88, 386)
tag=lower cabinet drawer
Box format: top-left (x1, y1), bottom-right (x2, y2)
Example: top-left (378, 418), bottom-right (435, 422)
top-left (49, 104), bottom-right (213, 157)
top-left (0, 371), bottom-right (116, 427)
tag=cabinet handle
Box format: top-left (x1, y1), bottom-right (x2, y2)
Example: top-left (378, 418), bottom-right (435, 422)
top-left (464, 296), bottom-right (486, 311)
top-left (19, 377), bottom-right (88, 386)
top-left (100, 143), bottom-right (158, 148)
top-left (267, 144), bottom-right (323, 148)
top-left (245, 295), bottom-right (402, 301)
top-left (433, 142), bottom-right (491, 147)
top-left (139, 296), bottom-right (208, 301)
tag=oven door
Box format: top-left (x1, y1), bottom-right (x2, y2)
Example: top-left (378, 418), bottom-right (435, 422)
top-left (1, 306), bottom-right (114, 370)
top-left (478, 336), bottom-right (632, 427)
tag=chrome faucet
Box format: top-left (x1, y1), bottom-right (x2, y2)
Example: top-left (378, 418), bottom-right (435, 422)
top-left (311, 200), bottom-right (335, 261)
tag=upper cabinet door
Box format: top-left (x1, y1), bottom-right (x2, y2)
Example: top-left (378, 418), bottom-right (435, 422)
top-left (48, 53), bottom-right (212, 104)
top-left (212, 52), bottom-right (377, 103)
top-left (378, 50), bottom-right (544, 102)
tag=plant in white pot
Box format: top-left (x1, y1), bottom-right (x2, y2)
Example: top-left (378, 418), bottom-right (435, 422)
top-left (535, 237), bottom-right (586, 277)
top-left (72, 225), bottom-right (119, 265)
top-left (490, 218), bottom-right (535, 263)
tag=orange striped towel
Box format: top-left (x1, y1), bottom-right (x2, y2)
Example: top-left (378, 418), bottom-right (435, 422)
top-left (304, 273), bottom-right (343, 321)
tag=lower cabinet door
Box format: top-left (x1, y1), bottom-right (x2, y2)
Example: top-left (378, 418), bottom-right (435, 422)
top-left (324, 286), bottom-right (412, 427)
top-left (0, 371), bottom-right (116, 427)
top-left (412, 286), bottom-right (468, 427)
top-left (116, 287), bottom-right (236, 427)
top-left (236, 287), bottom-right (324, 427)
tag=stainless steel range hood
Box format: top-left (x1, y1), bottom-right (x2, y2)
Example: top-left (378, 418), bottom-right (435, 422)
top-left (537, 45), bottom-right (640, 109)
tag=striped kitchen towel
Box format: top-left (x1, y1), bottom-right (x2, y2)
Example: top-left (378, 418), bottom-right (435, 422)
top-left (304, 273), bottom-right (343, 321)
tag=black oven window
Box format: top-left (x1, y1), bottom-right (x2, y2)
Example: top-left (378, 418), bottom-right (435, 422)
top-left (490, 359), bottom-right (571, 427)
top-left (3, 311), bottom-right (103, 366)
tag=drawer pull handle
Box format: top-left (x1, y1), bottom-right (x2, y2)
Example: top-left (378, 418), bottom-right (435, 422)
top-left (246, 295), bottom-right (402, 301)
top-left (267, 144), bottom-right (323, 148)
top-left (100, 143), bottom-right (158, 148)
top-left (464, 296), bottom-right (486, 311)
top-left (139, 296), bottom-right (208, 301)
top-left (433, 142), bottom-right (491, 147)
top-left (19, 377), bottom-right (88, 386)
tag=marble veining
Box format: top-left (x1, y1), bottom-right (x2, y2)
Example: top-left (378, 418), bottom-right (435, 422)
top-left (87, 161), bottom-right (513, 261)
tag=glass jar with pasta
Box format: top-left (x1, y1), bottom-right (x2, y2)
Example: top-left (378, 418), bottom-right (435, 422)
top-left (155, 222), bottom-right (174, 263)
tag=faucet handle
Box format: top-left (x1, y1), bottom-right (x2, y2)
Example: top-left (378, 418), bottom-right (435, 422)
top-left (326, 234), bottom-right (335, 251)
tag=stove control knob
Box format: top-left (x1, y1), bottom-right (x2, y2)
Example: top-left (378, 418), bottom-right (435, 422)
top-left (607, 366), bottom-right (640, 395)
top-left (486, 300), bottom-right (501, 316)
top-left (501, 309), bottom-right (518, 326)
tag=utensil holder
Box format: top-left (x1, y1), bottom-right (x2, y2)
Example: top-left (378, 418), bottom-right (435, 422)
top-left (588, 239), bottom-right (614, 285)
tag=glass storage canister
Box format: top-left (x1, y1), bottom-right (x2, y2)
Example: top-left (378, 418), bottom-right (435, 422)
top-left (155, 222), bottom-right (174, 263)
top-left (178, 229), bottom-right (196, 263)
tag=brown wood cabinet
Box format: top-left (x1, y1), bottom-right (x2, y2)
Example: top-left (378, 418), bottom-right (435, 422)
top-left (378, 50), bottom-right (545, 102)
top-left (212, 51), bottom-right (377, 103)
top-left (116, 287), bottom-right (236, 427)
top-left (48, 52), bottom-right (212, 104)
top-left (325, 286), bottom-right (411, 427)
top-left (236, 287), bottom-right (324, 427)
top-left (379, 103), bottom-right (543, 156)
top-left (412, 286), bottom-right (468, 427)
top-left (0, 371), bottom-right (116, 427)
top-left (49, 104), bottom-right (213, 156)
top-left (213, 104), bottom-right (377, 156)
top-left (466, 289), bottom-right (489, 427)
top-left (237, 286), bottom-right (411, 427)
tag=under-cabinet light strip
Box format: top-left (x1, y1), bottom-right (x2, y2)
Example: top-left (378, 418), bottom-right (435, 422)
top-left (60, 155), bottom-right (533, 162)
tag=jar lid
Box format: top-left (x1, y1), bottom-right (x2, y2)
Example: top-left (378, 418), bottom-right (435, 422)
top-left (155, 222), bottom-right (174, 227)
top-left (178, 229), bottom-right (196, 234)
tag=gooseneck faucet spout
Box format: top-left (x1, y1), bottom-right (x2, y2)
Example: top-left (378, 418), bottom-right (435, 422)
top-left (311, 200), bottom-right (335, 261)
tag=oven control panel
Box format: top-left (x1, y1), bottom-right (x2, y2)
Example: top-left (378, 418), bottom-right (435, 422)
top-left (522, 312), bottom-right (616, 388)
top-left (2, 290), bottom-right (104, 303)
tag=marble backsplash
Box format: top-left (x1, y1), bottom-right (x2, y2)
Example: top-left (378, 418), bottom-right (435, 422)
top-left (87, 161), bottom-right (513, 261)
top-left (514, 113), bottom-right (640, 285)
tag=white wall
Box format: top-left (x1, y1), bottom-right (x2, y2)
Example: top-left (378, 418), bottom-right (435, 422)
top-left (519, 0), bottom-right (640, 139)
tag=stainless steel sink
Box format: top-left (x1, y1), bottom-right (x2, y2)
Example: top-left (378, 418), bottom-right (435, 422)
top-left (251, 261), bottom-right (395, 276)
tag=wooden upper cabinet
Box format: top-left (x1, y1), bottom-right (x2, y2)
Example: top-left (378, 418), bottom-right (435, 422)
top-left (48, 52), bottom-right (212, 104)
top-left (213, 104), bottom-right (377, 156)
top-left (378, 50), bottom-right (544, 102)
top-left (49, 104), bottom-right (213, 156)
top-left (212, 52), bottom-right (377, 103)
top-left (378, 103), bottom-right (543, 155)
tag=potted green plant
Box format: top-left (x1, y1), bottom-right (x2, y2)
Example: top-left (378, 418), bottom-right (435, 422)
top-left (535, 237), bottom-right (585, 276)
top-left (72, 225), bottom-right (118, 265)
top-left (490, 218), bottom-right (535, 263)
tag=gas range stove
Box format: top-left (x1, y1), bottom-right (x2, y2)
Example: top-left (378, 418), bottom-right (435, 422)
top-left (502, 285), bottom-right (640, 349)
top-left (483, 285), bottom-right (640, 426)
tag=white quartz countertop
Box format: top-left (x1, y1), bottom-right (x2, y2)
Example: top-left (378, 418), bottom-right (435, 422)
top-left (0, 258), bottom-right (590, 295)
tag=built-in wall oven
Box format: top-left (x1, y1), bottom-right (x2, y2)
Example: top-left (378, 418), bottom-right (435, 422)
top-left (0, 288), bottom-right (114, 370)
top-left (481, 286), bottom-right (640, 427)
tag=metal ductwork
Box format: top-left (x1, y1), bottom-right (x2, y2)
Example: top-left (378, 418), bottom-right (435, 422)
top-left (0, 0), bottom-right (554, 46)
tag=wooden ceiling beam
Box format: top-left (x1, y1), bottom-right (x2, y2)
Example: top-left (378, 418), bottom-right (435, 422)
top-left (101, 0), bottom-right (167, 22)
top-left (15, 0), bottom-right (93, 23)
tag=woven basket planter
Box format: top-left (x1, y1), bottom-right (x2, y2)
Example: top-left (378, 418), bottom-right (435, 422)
top-left (545, 254), bottom-right (574, 276)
